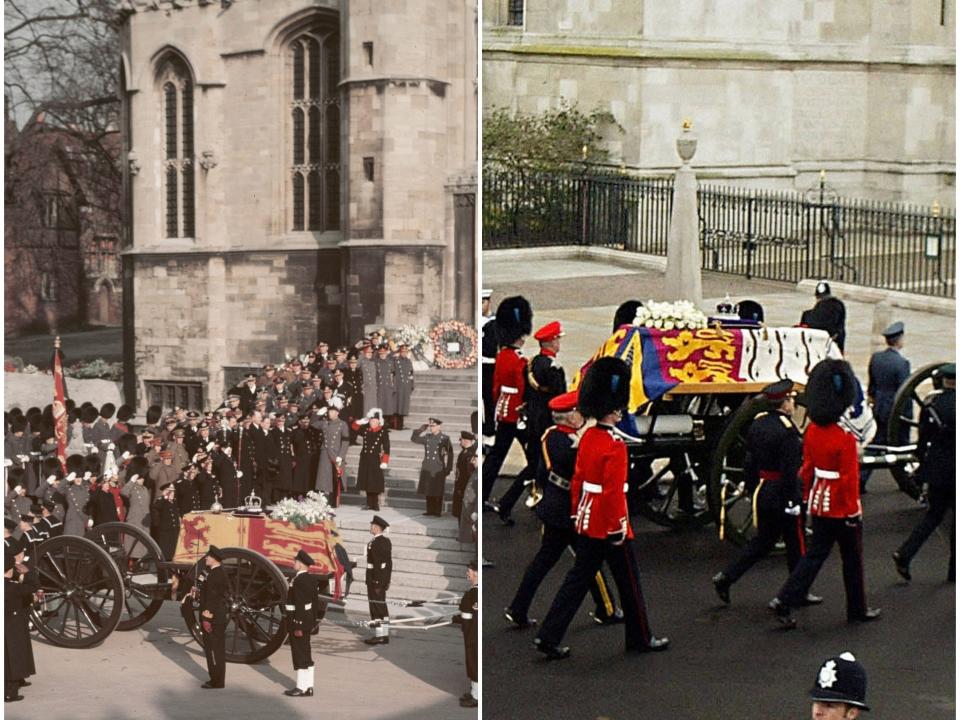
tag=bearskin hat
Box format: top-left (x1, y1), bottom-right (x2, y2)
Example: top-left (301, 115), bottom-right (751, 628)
top-left (145, 405), bottom-right (163, 425)
top-left (737, 299), bottom-right (764, 323)
top-left (127, 456), bottom-right (149, 479)
top-left (66, 454), bottom-right (85, 475)
top-left (10, 416), bottom-right (27, 433)
top-left (100, 403), bottom-right (116, 419)
top-left (81, 406), bottom-right (99, 424)
top-left (579, 356), bottom-right (631, 420)
top-left (495, 296), bottom-right (533, 345)
top-left (41, 457), bottom-right (61, 478)
top-left (613, 300), bottom-right (643, 332)
top-left (7, 468), bottom-right (25, 490)
top-left (805, 359), bottom-right (857, 426)
top-left (83, 454), bottom-right (101, 476)
top-left (116, 405), bottom-right (134, 423)
top-left (116, 433), bottom-right (138, 455)
top-left (42, 404), bottom-right (54, 424)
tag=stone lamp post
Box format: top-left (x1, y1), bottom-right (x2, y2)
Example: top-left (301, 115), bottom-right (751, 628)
top-left (663, 119), bottom-right (703, 306)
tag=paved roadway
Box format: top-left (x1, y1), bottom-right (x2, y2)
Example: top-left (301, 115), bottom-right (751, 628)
top-left (9, 600), bottom-right (475, 720)
top-left (4, 327), bottom-right (123, 367)
top-left (481, 256), bottom-right (955, 719)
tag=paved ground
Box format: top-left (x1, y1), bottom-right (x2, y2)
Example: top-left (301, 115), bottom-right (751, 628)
top-left (10, 602), bottom-right (474, 720)
top-left (481, 255), bottom-right (955, 719)
top-left (4, 327), bottom-right (123, 367)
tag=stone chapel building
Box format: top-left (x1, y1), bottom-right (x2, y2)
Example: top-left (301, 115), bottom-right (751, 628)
top-left (118, 0), bottom-right (477, 411)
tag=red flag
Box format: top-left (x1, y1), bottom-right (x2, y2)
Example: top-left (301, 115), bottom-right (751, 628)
top-left (52, 336), bottom-right (69, 473)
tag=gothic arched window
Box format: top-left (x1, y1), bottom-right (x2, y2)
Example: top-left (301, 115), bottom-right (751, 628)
top-left (289, 25), bottom-right (340, 231)
top-left (157, 55), bottom-right (195, 239)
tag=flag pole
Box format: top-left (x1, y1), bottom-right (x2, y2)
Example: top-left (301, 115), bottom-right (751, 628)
top-left (52, 336), bottom-right (69, 473)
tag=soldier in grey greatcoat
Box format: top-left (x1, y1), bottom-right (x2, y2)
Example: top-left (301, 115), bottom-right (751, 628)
top-left (376, 346), bottom-right (398, 420)
top-left (459, 460), bottom-right (478, 546)
top-left (412, 418), bottom-right (454, 517)
top-left (393, 346), bottom-right (416, 430)
top-left (5, 418), bottom-right (37, 497)
top-left (311, 400), bottom-right (350, 507)
top-left (358, 346), bottom-right (379, 416)
top-left (121, 471), bottom-right (152, 555)
top-left (63, 471), bottom-right (91, 537)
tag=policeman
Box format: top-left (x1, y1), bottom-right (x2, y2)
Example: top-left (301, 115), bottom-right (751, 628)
top-left (284, 549), bottom-right (317, 697)
top-left (453, 559), bottom-right (479, 708)
top-left (772, 360), bottom-right (881, 629)
top-left (893, 362), bottom-right (955, 583)
top-left (713, 380), bottom-right (821, 606)
top-left (480, 288), bottom-right (498, 443)
top-left (496, 320), bottom-right (567, 524)
top-left (199, 545), bottom-right (228, 688)
top-left (505, 390), bottom-right (622, 628)
top-left (364, 515), bottom-right (392, 645)
top-left (483, 296), bottom-right (533, 506)
top-left (808, 652), bottom-right (870, 718)
top-left (800, 281), bottom-right (847, 353)
top-left (535, 358), bottom-right (669, 659)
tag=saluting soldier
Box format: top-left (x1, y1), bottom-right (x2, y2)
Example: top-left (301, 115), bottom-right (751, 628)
top-left (359, 345), bottom-right (379, 416)
top-left (353, 409), bottom-right (390, 512)
top-left (5, 547), bottom-right (39, 703)
top-left (393, 345), bottom-right (415, 430)
top-left (453, 560), bottom-right (479, 708)
top-left (772, 359), bottom-right (881, 629)
top-left (312, 399), bottom-right (350, 507)
top-left (496, 319), bottom-right (567, 524)
top-left (893, 362), bottom-right (956, 583)
top-left (121, 466), bottom-right (152, 543)
top-left (63, 456), bottom-right (91, 536)
top-left (375, 346), bottom-right (398, 424)
top-left (712, 380), bottom-right (821, 607)
top-left (452, 431), bottom-right (477, 520)
top-left (412, 418), bottom-right (454, 517)
top-left (364, 515), bottom-right (392, 645)
top-left (535, 358), bottom-right (669, 660)
top-left (198, 545), bottom-right (228, 689)
top-left (36, 500), bottom-right (63, 539)
top-left (284, 549), bottom-right (318, 697)
top-left (151, 482), bottom-right (181, 561)
top-left (483, 296), bottom-right (532, 506)
top-left (505, 390), bottom-right (622, 629)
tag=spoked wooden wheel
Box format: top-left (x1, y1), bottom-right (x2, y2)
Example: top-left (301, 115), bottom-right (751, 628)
top-left (181, 548), bottom-right (289, 664)
top-left (887, 363), bottom-right (943, 499)
top-left (707, 396), bottom-right (809, 545)
top-left (29, 536), bottom-right (125, 648)
top-left (631, 451), bottom-right (713, 530)
top-left (85, 522), bottom-right (170, 630)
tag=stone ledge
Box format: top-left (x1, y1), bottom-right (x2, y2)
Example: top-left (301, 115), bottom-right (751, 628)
top-left (796, 279), bottom-right (955, 317)
top-left (484, 245), bottom-right (666, 272)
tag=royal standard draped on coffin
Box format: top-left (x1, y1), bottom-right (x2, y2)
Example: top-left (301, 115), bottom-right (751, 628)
top-left (572, 325), bottom-right (843, 412)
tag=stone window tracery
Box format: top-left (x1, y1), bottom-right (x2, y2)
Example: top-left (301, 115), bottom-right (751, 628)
top-left (288, 24), bottom-right (340, 232)
top-left (158, 55), bottom-right (195, 239)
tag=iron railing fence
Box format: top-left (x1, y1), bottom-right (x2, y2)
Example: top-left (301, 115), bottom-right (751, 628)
top-left (483, 167), bottom-right (955, 298)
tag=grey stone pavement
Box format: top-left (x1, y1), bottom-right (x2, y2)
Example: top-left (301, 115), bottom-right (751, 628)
top-left (9, 603), bottom-right (472, 720)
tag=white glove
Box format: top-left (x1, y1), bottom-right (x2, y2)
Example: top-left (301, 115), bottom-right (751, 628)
top-left (87, 519), bottom-right (94, 528)
top-left (317, 407), bottom-right (328, 417)
top-left (379, 462), bottom-right (388, 469)
top-left (470, 512), bottom-right (478, 522)
top-left (107, 443), bottom-right (115, 451)
top-left (784, 503), bottom-right (801, 517)
top-left (121, 451), bottom-right (131, 460)
top-left (236, 471), bottom-right (243, 479)
top-left (335, 457), bottom-right (342, 465)
top-left (90, 447), bottom-right (99, 455)
top-left (3, 459), bottom-right (11, 468)
top-left (358, 418), bottom-right (369, 425)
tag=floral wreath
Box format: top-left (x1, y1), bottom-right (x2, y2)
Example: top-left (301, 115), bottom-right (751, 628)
top-left (430, 320), bottom-right (477, 369)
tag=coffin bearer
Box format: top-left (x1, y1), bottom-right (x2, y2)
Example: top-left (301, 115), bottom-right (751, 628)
top-left (712, 380), bottom-right (821, 607)
top-left (199, 545), bottom-right (228, 688)
top-left (893, 362), bottom-right (956, 583)
top-left (495, 319), bottom-right (567, 524)
top-left (483, 296), bottom-right (533, 505)
top-left (535, 358), bottom-right (669, 659)
top-left (505, 390), bottom-right (622, 629)
top-left (364, 515), bottom-right (393, 645)
top-left (808, 652), bottom-right (870, 718)
top-left (412, 418), bottom-right (454, 517)
top-left (284, 549), bottom-right (318, 697)
top-left (772, 360), bottom-right (880, 629)
top-left (453, 560), bottom-right (479, 708)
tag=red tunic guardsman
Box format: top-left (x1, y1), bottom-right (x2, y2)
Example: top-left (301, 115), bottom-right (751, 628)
top-left (482, 296), bottom-right (533, 508)
top-left (772, 359), bottom-right (880, 629)
top-left (535, 357), bottom-right (668, 660)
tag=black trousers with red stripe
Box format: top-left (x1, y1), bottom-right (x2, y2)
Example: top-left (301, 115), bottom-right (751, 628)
top-left (537, 535), bottom-right (654, 651)
top-left (776, 515), bottom-right (867, 618)
top-left (723, 481), bottom-right (805, 584)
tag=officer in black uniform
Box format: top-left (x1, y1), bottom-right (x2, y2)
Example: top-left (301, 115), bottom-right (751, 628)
top-left (504, 390), bottom-right (622, 628)
top-left (454, 559), bottom-right (479, 708)
top-left (284, 549), bottom-right (318, 697)
top-left (893, 362), bottom-right (955, 583)
top-left (862, 321), bottom-right (911, 491)
top-left (5, 546), bottom-right (39, 703)
top-left (198, 545), bottom-right (228, 689)
top-left (3, 518), bottom-right (17, 552)
top-left (712, 380), bottom-right (822, 607)
top-left (34, 501), bottom-right (62, 540)
top-left (364, 515), bottom-right (392, 645)
top-left (800, 281), bottom-right (847, 352)
top-left (808, 651), bottom-right (870, 718)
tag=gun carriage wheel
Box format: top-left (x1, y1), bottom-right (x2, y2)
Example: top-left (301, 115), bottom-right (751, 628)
top-left (85, 522), bottom-right (170, 630)
top-left (29, 535), bottom-right (125, 648)
top-left (887, 363), bottom-right (944, 500)
top-left (180, 547), bottom-right (289, 664)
